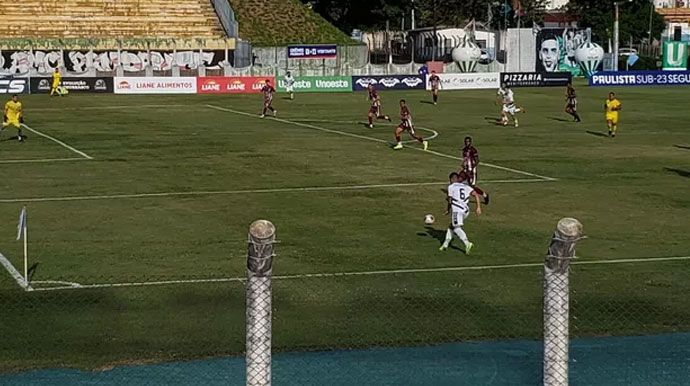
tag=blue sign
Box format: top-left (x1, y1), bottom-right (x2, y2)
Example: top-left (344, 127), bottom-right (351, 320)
top-left (352, 75), bottom-right (426, 91)
top-left (590, 71), bottom-right (690, 86)
top-left (627, 54), bottom-right (639, 67)
top-left (287, 45), bottom-right (338, 60)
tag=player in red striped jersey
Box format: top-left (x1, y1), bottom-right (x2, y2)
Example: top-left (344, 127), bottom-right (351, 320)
top-left (428, 71), bottom-right (442, 105)
top-left (393, 99), bottom-right (428, 150)
top-left (367, 84), bottom-right (391, 128)
top-left (461, 136), bottom-right (490, 204)
top-left (260, 80), bottom-right (276, 118)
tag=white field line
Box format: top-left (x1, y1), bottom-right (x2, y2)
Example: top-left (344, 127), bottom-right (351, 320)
top-left (28, 255), bottom-right (690, 292)
top-left (29, 104), bottom-right (189, 112)
top-left (21, 124), bottom-right (93, 160)
top-left (0, 252), bottom-right (30, 290)
top-left (0, 157), bottom-right (89, 164)
top-left (0, 179), bottom-right (549, 204)
top-left (206, 104), bottom-right (557, 182)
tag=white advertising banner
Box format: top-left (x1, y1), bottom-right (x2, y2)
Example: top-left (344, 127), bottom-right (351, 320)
top-left (114, 77), bottom-right (197, 94)
top-left (428, 73), bottom-right (501, 90)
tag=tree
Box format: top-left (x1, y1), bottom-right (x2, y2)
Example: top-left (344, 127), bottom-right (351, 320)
top-left (303, 0), bottom-right (547, 32)
top-left (567, 0), bottom-right (665, 45)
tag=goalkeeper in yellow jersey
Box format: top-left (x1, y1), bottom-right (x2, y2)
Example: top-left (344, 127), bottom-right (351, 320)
top-left (50, 67), bottom-right (62, 96)
top-left (2, 94), bottom-right (24, 142)
top-left (604, 92), bottom-right (622, 138)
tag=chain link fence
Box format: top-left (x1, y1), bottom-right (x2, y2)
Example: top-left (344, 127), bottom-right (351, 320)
top-left (0, 219), bottom-right (688, 385)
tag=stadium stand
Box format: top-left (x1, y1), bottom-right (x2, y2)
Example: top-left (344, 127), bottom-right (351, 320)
top-left (0, 0), bottom-right (226, 38)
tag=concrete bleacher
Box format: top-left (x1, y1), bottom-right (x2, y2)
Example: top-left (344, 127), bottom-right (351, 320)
top-left (0, 0), bottom-right (226, 38)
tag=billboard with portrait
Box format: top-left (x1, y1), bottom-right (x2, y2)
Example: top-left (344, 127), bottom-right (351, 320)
top-left (536, 28), bottom-right (588, 76)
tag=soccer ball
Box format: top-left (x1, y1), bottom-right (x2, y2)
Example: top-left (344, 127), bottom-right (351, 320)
top-left (424, 214), bottom-right (435, 225)
top-left (57, 86), bottom-right (69, 96)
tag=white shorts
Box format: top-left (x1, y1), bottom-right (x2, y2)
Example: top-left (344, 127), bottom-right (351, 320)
top-left (503, 104), bottom-right (520, 115)
top-left (286, 86), bottom-right (294, 93)
top-left (451, 210), bottom-right (469, 227)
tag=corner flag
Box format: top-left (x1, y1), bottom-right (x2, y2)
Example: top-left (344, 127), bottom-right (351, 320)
top-left (17, 206), bottom-right (26, 241)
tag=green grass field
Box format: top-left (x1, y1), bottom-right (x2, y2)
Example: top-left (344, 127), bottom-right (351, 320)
top-left (0, 85), bottom-right (688, 373)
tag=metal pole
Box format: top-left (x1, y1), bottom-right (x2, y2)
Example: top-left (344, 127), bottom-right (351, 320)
top-left (648, 0), bottom-right (654, 42)
top-left (432, 0), bottom-right (437, 61)
top-left (411, 0), bottom-right (416, 30)
top-left (543, 218), bottom-right (584, 386)
top-left (614, 2), bottom-right (620, 71)
top-left (246, 220), bottom-right (277, 386)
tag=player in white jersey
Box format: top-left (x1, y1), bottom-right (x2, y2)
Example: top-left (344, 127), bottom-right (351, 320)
top-left (497, 84), bottom-right (524, 127)
top-left (440, 171), bottom-right (482, 254)
top-left (284, 71), bottom-right (295, 100)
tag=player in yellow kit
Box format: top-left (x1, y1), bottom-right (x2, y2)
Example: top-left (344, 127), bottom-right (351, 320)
top-left (2, 94), bottom-right (24, 142)
top-left (604, 92), bottom-right (622, 137)
top-left (51, 68), bottom-right (62, 96)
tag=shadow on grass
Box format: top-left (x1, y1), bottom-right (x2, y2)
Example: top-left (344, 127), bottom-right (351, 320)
top-left (419, 100), bottom-right (435, 105)
top-left (417, 227), bottom-right (463, 251)
top-left (548, 116), bottom-right (572, 122)
top-left (664, 167), bottom-right (690, 178)
top-left (0, 135), bottom-right (26, 142)
top-left (483, 117), bottom-right (504, 126)
top-left (585, 130), bottom-right (609, 138)
top-left (674, 145), bottom-right (690, 150)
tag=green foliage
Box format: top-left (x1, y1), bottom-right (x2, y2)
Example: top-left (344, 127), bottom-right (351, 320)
top-left (304, 0), bottom-right (547, 32)
top-left (229, 0), bottom-right (354, 46)
top-left (568, 0), bottom-right (665, 45)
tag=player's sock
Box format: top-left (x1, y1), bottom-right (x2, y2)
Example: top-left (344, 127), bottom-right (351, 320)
top-left (423, 141), bottom-right (429, 150)
top-left (453, 227), bottom-right (470, 248)
top-left (368, 116), bottom-right (373, 126)
top-left (612, 125), bottom-right (617, 136)
top-left (441, 229), bottom-right (453, 249)
top-left (433, 94), bottom-right (438, 103)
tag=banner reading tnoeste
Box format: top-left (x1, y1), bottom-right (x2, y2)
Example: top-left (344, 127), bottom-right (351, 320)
top-left (197, 76), bottom-right (275, 94)
top-left (114, 77), bottom-right (197, 94)
top-left (275, 76), bottom-right (351, 93)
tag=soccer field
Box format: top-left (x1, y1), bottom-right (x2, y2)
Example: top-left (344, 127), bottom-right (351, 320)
top-left (0, 85), bottom-right (688, 378)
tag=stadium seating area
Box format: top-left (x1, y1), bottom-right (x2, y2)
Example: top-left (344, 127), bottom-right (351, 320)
top-left (0, 0), bottom-right (226, 38)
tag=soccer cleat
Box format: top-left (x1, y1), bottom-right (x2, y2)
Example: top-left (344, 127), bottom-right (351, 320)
top-left (369, 124), bottom-right (374, 129)
top-left (502, 120), bottom-right (508, 127)
top-left (423, 141), bottom-right (429, 151)
top-left (514, 121), bottom-right (519, 128)
top-left (393, 143), bottom-right (403, 150)
top-left (484, 193), bottom-right (490, 205)
top-left (434, 102), bottom-right (437, 106)
top-left (260, 114), bottom-right (265, 118)
top-left (18, 135), bottom-right (23, 142)
top-left (465, 242), bottom-right (474, 255)
top-left (439, 245), bottom-right (448, 251)
top-left (273, 110), bottom-right (277, 117)
top-left (386, 116), bottom-right (392, 122)
top-left (608, 130), bottom-right (612, 137)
